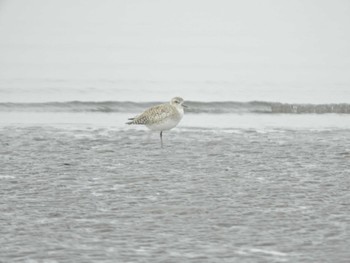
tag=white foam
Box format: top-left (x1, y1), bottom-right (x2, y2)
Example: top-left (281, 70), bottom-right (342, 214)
top-left (0, 175), bottom-right (16, 179)
top-left (247, 248), bottom-right (288, 257)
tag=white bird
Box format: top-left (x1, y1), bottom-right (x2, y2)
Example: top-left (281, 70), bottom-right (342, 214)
top-left (126, 97), bottom-right (187, 147)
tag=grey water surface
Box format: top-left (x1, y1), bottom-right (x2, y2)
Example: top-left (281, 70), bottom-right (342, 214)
top-left (1, 1), bottom-right (350, 262)
top-left (1, 126), bottom-right (349, 262)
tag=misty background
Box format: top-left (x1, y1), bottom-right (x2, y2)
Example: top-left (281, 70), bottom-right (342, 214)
top-left (1, 2), bottom-right (350, 262)
top-left (0, 0), bottom-right (349, 103)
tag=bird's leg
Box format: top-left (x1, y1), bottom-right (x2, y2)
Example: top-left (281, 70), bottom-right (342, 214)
top-left (160, 131), bottom-right (163, 148)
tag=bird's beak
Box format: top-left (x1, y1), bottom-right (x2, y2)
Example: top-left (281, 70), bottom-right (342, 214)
top-left (182, 104), bottom-right (188, 108)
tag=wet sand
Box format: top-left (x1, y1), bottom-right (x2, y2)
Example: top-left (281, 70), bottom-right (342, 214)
top-left (1, 125), bottom-right (349, 262)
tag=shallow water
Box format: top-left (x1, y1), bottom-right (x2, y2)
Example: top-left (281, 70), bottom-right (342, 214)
top-left (1, 125), bottom-right (349, 262)
top-left (1, 0), bottom-right (350, 261)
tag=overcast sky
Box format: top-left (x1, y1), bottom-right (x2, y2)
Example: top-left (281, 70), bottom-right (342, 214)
top-left (0, 0), bottom-right (349, 102)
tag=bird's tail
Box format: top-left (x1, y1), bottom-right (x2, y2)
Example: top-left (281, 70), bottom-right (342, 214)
top-left (126, 118), bottom-right (135, 125)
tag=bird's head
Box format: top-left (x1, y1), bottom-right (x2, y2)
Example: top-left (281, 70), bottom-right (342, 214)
top-left (170, 97), bottom-right (187, 108)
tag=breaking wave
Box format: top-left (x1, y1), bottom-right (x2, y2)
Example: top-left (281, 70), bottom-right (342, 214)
top-left (1, 101), bottom-right (350, 114)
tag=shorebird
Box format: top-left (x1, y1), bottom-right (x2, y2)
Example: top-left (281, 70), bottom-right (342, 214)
top-left (126, 97), bottom-right (187, 147)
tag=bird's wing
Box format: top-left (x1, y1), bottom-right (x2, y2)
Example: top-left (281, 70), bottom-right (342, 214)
top-left (128, 104), bottom-right (176, 125)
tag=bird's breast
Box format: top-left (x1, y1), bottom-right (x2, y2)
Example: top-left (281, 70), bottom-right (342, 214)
top-left (146, 118), bottom-right (180, 131)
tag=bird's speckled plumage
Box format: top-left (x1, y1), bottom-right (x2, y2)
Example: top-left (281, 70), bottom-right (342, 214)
top-left (126, 97), bottom-right (186, 147)
top-left (127, 103), bottom-right (181, 126)
top-left (127, 97), bottom-right (185, 129)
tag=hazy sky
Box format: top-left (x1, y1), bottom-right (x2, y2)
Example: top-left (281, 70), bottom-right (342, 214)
top-left (0, 0), bottom-right (349, 102)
